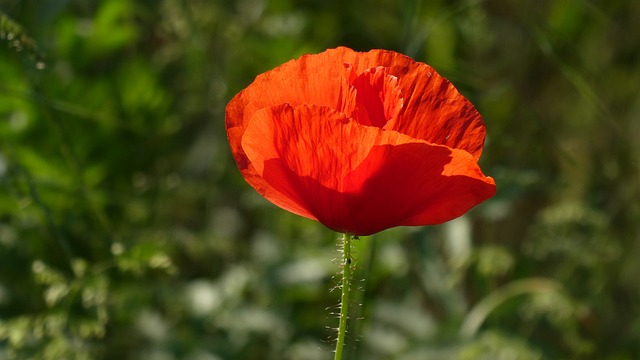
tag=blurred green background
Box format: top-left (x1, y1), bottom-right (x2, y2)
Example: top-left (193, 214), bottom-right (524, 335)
top-left (1, 0), bottom-right (639, 359)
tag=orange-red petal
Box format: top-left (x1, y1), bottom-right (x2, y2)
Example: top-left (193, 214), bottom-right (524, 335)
top-left (241, 104), bottom-right (374, 221)
top-left (349, 66), bottom-right (403, 128)
top-left (342, 144), bottom-right (495, 234)
top-left (241, 103), bottom-right (495, 235)
top-left (382, 64), bottom-right (486, 160)
top-left (225, 48), bottom-right (359, 197)
top-left (226, 47), bottom-right (487, 185)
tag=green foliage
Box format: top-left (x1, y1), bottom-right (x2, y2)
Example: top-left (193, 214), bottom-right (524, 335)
top-left (1, 0), bottom-right (640, 359)
top-left (0, 12), bottom-right (44, 66)
top-left (458, 331), bottom-right (544, 360)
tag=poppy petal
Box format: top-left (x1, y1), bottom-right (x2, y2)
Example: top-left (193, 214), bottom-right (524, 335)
top-left (332, 47), bottom-right (486, 159)
top-left (241, 104), bottom-right (367, 223)
top-left (241, 103), bottom-right (495, 235)
top-left (342, 143), bottom-right (496, 235)
top-left (349, 66), bottom-right (404, 128)
top-left (226, 48), bottom-right (359, 194)
top-left (226, 49), bottom-right (360, 152)
top-left (226, 47), bottom-right (485, 184)
top-left (383, 65), bottom-right (486, 160)
top-left (315, 47), bottom-right (487, 159)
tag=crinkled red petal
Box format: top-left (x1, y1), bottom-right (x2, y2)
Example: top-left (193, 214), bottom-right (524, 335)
top-left (242, 103), bottom-right (495, 235)
top-left (227, 47), bottom-right (486, 189)
top-left (350, 66), bottom-right (403, 128)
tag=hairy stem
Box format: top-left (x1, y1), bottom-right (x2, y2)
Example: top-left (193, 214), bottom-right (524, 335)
top-left (334, 233), bottom-right (353, 360)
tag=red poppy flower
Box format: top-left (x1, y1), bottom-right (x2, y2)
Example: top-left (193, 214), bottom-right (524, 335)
top-left (226, 47), bottom-right (496, 236)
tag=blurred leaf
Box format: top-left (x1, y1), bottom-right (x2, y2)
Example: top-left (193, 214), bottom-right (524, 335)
top-left (0, 12), bottom-right (45, 66)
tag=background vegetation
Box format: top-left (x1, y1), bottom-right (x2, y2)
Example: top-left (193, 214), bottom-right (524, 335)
top-left (1, 0), bottom-right (639, 359)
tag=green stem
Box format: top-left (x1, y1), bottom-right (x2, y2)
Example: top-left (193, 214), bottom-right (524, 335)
top-left (334, 233), bottom-right (353, 360)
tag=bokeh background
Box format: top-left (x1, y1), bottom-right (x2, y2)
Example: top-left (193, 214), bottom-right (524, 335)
top-left (1, 0), bottom-right (639, 359)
